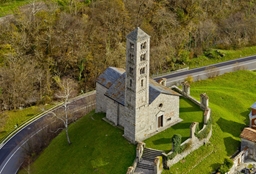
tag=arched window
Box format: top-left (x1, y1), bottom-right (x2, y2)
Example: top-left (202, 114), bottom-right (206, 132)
top-left (129, 67), bottom-right (134, 75)
top-left (141, 79), bottom-right (144, 87)
top-left (130, 79), bottom-right (132, 87)
top-left (141, 42), bottom-right (146, 50)
top-left (140, 53), bottom-right (146, 61)
top-left (140, 67), bottom-right (145, 74)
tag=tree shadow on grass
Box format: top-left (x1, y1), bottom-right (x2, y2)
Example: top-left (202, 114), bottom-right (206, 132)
top-left (172, 122), bottom-right (192, 130)
top-left (152, 138), bottom-right (170, 145)
top-left (217, 117), bottom-right (244, 136)
top-left (211, 163), bottom-right (221, 173)
top-left (152, 136), bottom-right (188, 145)
top-left (240, 108), bottom-right (251, 125)
top-left (180, 107), bottom-right (200, 112)
top-left (224, 137), bottom-right (240, 156)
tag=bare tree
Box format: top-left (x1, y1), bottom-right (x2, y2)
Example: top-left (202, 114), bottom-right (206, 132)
top-left (51, 77), bottom-right (78, 145)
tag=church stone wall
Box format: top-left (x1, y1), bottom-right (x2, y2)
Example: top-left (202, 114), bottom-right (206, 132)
top-left (119, 105), bottom-right (126, 127)
top-left (135, 94), bottom-right (180, 142)
top-left (124, 107), bottom-right (136, 143)
top-left (95, 83), bottom-right (108, 113)
top-left (106, 97), bottom-right (118, 125)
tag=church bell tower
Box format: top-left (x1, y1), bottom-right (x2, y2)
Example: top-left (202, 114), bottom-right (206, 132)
top-left (124, 27), bottom-right (150, 142)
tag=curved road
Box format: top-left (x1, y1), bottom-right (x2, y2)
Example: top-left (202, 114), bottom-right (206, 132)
top-left (0, 91), bottom-right (96, 174)
top-left (0, 56), bottom-right (256, 174)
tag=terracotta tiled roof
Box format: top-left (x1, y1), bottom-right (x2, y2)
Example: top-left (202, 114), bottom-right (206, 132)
top-left (240, 127), bottom-right (256, 142)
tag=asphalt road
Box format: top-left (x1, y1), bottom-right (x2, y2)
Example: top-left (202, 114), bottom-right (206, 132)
top-left (0, 92), bottom-right (96, 174)
top-left (154, 56), bottom-right (256, 86)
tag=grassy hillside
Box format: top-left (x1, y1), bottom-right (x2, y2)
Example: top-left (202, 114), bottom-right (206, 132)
top-left (163, 70), bottom-right (256, 173)
top-left (19, 112), bottom-right (136, 174)
top-left (18, 70), bottom-right (255, 174)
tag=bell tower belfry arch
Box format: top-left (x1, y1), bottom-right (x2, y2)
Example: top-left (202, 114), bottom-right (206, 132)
top-left (124, 27), bottom-right (150, 142)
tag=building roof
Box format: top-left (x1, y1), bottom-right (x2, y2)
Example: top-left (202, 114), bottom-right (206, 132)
top-left (104, 74), bottom-right (180, 106)
top-left (96, 67), bottom-right (125, 89)
top-left (126, 27), bottom-right (150, 42)
top-left (240, 127), bottom-right (256, 142)
top-left (251, 102), bottom-right (256, 110)
top-left (149, 79), bottom-right (180, 104)
top-left (105, 73), bottom-right (126, 105)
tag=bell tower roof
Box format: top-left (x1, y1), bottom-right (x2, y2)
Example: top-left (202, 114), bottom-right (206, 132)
top-left (126, 27), bottom-right (150, 42)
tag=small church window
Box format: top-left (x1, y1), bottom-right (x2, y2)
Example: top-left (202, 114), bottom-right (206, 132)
top-left (140, 67), bottom-right (145, 74)
top-left (129, 54), bottom-right (134, 61)
top-left (141, 42), bottom-right (146, 50)
top-left (140, 53), bottom-right (146, 61)
top-left (141, 79), bottom-right (144, 87)
top-left (130, 79), bottom-right (132, 87)
top-left (129, 67), bottom-right (133, 75)
top-left (159, 103), bottom-right (163, 108)
top-left (130, 42), bottom-right (134, 50)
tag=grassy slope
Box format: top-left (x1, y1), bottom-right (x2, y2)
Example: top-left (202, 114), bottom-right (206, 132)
top-left (163, 70), bottom-right (256, 174)
top-left (0, 104), bottom-right (54, 141)
top-left (145, 98), bottom-right (204, 153)
top-left (188, 46), bottom-right (256, 69)
top-left (19, 112), bottom-right (136, 174)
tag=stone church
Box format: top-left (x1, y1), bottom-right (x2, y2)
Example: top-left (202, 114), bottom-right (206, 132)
top-left (96, 28), bottom-right (181, 143)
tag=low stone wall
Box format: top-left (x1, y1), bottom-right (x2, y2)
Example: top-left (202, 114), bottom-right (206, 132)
top-left (164, 124), bottom-right (212, 168)
top-left (163, 85), bottom-right (212, 169)
top-left (228, 149), bottom-right (248, 174)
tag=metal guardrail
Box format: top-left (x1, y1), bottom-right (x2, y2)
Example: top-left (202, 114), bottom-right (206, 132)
top-left (151, 67), bottom-right (189, 78)
top-left (0, 90), bottom-right (96, 149)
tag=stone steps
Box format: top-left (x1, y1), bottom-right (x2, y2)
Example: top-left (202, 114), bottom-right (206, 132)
top-left (142, 148), bottom-right (163, 161)
top-left (134, 148), bottom-right (163, 173)
top-left (137, 162), bottom-right (154, 171)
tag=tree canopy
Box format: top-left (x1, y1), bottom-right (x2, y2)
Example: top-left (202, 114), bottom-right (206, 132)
top-left (1, 0), bottom-right (256, 110)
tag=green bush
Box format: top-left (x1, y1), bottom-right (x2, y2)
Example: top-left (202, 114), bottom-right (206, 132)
top-left (172, 134), bottom-right (182, 153)
top-left (218, 158), bottom-right (233, 174)
top-left (204, 49), bottom-right (224, 59)
top-left (167, 152), bottom-right (177, 160)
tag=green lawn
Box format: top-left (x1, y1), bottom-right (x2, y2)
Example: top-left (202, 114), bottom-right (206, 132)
top-left (144, 98), bottom-right (204, 153)
top-left (19, 111), bottom-right (136, 174)
top-left (0, 104), bottom-right (55, 142)
top-left (163, 70), bottom-right (256, 174)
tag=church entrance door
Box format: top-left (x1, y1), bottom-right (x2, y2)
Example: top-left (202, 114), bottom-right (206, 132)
top-left (158, 115), bottom-right (163, 128)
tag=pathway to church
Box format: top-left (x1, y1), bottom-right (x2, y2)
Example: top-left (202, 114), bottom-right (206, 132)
top-left (135, 148), bottom-right (163, 174)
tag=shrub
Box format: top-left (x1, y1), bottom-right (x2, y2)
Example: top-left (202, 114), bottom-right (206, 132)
top-left (218, 158), bottom-right (233, 174)
top-left (172, 134), bottom-right (182, 153)
top-left (185, 75), bottom-right (194, 84)
top-left (167, 152), bottom-right (177, 160)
